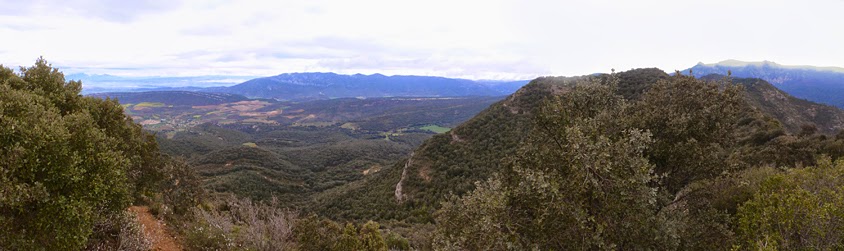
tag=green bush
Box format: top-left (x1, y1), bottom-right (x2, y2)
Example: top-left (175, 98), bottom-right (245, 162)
top-left (736, 156), bottom-right (844, 250)
top-left (384, 231), bottom-right (410, 250)
top-left (0, 59), bottom-right (164, 250)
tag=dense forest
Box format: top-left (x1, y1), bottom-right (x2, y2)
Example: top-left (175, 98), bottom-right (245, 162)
top-left (4, 59), bottom-right (844, 250)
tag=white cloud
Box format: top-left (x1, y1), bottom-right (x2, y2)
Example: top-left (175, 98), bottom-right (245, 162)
top-left (1, 0), bottom-right (843, 80)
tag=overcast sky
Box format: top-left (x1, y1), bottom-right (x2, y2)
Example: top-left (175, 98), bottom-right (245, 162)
top-left (2, 0), bottom-right (843, 80)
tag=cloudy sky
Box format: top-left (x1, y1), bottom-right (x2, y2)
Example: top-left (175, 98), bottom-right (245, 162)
top-left (2, 0), bottom-right (843, 81)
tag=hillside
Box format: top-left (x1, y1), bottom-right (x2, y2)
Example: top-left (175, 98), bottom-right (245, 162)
top-left (312, 75), bottom-right (581, 221)
top-left (207, 72), bottom-right (529, 100)
top-left (148, 96), bottom-right (503, 205)
top-left (705, 75), bottom-right (844, 134)
top-left (313, 68), bottom-right (844, 222)
top-left (686, 60), bottom-right (844, 108)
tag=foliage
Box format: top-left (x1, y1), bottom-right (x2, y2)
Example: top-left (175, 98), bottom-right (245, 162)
top-left (183, 196), bottom-right (297, 251)
top-left (0, 58), bottom-right (165, 250)
top-left (84, 210), bottom-right (152, 251)
top-left (632, 73), bottom-right (746, 195)
top-left (434, 75), bottom-right (676, 250)
top-left (160, 158), bottom-right (205, 217)
top-left (736, 156), bottom-right (844, 250)
top-left (384, 231), bottom-right (411, 250)
top-left (294, 215), bottom-right (390, 251)
top-left (359, 221), bottom-right (387, 251)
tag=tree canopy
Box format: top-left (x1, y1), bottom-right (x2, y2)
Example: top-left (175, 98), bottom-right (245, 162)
top-left (0, 58), bottom-right (165, 250)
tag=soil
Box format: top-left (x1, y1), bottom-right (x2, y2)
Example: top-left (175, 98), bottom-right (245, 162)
top-left (129, 206), bottom-right (182, 251)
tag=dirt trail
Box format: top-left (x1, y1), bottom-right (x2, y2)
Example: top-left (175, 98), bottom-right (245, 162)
top-left (129, 206), bottom-right (182, 251)
top-left (395, 153), bottom-right (413, 203)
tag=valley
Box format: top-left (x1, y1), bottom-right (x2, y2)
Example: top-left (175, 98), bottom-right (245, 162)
top-left (93, 91), bottom-right (505, 207)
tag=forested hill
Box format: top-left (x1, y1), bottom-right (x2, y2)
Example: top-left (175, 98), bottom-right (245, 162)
top-left (686, 60), bottom-right (844, 108)
top-left (206, 72), bottom-right (529, 100)
top-left (705, 74), bottom-right (844, 134)
top-left (313, 68), bottom-right (844, 223)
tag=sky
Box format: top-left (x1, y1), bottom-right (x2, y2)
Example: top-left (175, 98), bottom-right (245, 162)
top-left (2, 0), bottom-right (844, 81)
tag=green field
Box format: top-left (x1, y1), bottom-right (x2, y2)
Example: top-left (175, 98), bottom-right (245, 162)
top-left (419, 124), bottom-right (451, 133)
top-left (135, 102), bottom-right (166, 108)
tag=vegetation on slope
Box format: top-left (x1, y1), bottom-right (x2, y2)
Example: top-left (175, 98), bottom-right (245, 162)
top-left (308, 68), bottom-right (844, 249)
top-left (0, 59), bottom-right (172, 250)
top-left (432, 72), bottom-right (844, 250)
top-left (688, 60), bottom-right (844, 108)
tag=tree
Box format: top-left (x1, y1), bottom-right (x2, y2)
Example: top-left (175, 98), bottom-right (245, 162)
top-left (294, 214), bottom-right (344, 251)
top-left (335, 223), bottom-right (362, 250)
top-left (632, 73), bottom-right (745, 195)
top-left (359, 221), bottom-right (387, 251)
top-left (0, 58), bottom-right (163, 250)
top-left (435, 76), bottom-right (674, 250)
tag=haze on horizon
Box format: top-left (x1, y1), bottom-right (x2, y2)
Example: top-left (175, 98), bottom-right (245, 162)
top-left (2, 0), bottom-right (844, 81)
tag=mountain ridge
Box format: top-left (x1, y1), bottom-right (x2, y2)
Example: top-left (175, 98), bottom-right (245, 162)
top-left (204, 72), bottom-right (530, 101)
top-left (686, 60), bottom-right (844, 108)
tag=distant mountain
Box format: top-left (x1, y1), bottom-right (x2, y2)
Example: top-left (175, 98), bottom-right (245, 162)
top-left (90, 91), bottom-right (249, 106)
top-left (207, 72), bottom-right (530, 100)
top-left (69, 73), bottom-right (257, 94)
top-left (685, 60), bottom-right (844, 108)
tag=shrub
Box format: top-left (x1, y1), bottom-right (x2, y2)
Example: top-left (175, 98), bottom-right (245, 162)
top-left (183, 196), bottom-right (296, 251)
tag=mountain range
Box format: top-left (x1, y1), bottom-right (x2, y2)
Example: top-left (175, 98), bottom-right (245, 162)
top-left (686, 60), bottom-right (844, 108)
top-left (204, 73), bottom-right (529, 100)
top-left (78, 72), bottom-right (530, 100)
top-left (69, 73), bottom-right (257, 94)
top-left (80, 60), bottom-right (844, 107)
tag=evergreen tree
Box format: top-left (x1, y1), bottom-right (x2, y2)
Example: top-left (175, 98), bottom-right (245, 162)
top-left (0, 58), bottom-right (164, 250)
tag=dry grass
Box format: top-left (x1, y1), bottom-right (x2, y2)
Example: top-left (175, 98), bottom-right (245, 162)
top-left (184, 196), bottom-right (297, 251)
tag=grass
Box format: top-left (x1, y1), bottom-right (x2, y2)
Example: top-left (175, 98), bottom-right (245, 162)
top-left (242, 142), bottom-right (258, 148)
top-left (419, 125), bottom-right (451, 134)
top-left (135, 102), bottom-right (166, 108)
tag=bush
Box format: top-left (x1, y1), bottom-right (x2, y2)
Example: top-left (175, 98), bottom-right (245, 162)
top-left (183, 196), bottom-right (296, 251)
top-left (0, 59), bottom-right (164, 250)
top-left (384, 231), bottom-right (410, 250)
top-left (736, 156), bottom-right (844, 250)
top-left (84, 210), bottom-right (152, 251)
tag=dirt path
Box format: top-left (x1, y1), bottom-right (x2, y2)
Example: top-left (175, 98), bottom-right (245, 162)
top-left (129, 206), bottom-right (182, 251)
